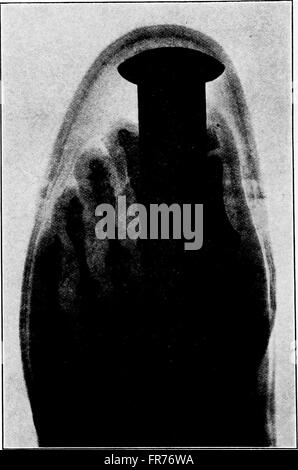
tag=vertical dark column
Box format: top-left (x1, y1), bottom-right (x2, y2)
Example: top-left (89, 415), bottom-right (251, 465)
top-left (118, 47), bottom-right (224, 204)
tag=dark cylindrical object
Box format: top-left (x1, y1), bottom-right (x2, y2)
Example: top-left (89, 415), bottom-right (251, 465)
top-left (118, 47), bottom-right (224, 203)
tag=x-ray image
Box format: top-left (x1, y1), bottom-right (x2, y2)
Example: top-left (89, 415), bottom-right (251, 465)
top-left (2, 1), bottom-right (295, 449)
